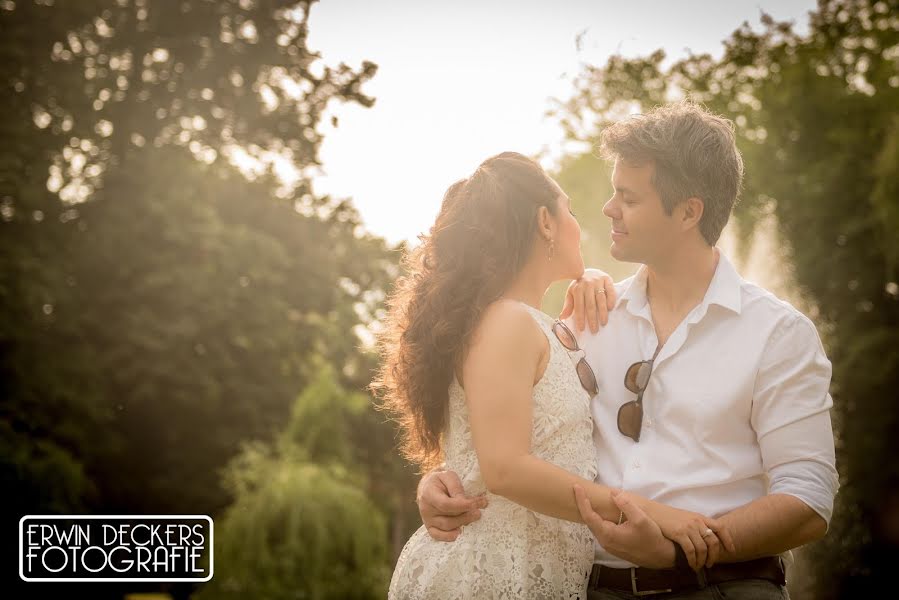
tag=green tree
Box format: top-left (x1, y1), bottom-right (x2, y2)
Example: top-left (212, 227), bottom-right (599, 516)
top-left (194, 365), bottom-right (391, 600)
top-left (1, 5), bottom-right (413, 593)
top-left (59, 148), bottom-right (396, 515)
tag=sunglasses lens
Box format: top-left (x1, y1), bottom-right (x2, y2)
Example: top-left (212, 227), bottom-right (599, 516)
top-left (617, 401), bottom-right (643, 442)
top-left (624, 362), bottom-right (641, 393)
top-left (576, 359), bottom-right (598, 396)
top-left (553, 321), bottom-right (578, 351)
top-left (625, 361), bottom-right (652, 393)
top-left (636, 362), bottom-right (652, 389)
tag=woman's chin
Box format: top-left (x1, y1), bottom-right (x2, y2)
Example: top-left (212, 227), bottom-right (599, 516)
top-left (568, 265), bottom-right (586, 281)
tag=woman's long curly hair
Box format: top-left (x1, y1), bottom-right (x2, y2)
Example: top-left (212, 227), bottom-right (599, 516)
top-left (371, 151), bottom-right (560, 471)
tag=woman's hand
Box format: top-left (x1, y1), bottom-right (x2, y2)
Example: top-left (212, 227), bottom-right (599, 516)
top-left (559, 269), bottom-right (617, 333)
top-left (642, 497), bottom-right (737, 570)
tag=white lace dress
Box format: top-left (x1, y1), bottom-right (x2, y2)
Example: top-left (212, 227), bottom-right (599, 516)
top-left (388, 304), bottom-right (598, 600)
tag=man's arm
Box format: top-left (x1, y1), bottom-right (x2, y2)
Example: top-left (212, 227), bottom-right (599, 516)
top-left (710, 494), bottom-right (826, 562)
top-left (579, 489), bottom-right (826, 568)
top-left (714, 314), bottom-right (838, 561)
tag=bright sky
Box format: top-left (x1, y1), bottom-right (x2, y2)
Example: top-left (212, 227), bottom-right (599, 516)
top-left (307, 0), bottom-right (815, 245)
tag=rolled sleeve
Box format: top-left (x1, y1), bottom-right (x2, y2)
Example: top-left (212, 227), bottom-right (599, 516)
top-left (752, 314), bottom-right (839, 525)
top-left (768, 455), bottom-right (839, 527)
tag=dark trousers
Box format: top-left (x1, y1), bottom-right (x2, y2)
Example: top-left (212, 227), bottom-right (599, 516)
top-left (587, 578), bottom-right (789, 600)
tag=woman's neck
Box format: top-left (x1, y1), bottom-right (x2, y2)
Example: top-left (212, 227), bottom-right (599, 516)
top-left (500, 262), bottom-right (552, 310)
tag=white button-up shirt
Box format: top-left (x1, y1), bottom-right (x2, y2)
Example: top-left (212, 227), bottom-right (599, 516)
top-left (568, 253), bottom-right (839, 567)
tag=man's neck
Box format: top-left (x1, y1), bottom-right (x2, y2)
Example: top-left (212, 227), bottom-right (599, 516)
top-left (645, 245), bottom-right (720, 315)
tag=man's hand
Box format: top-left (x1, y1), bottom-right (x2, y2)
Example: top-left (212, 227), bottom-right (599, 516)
top-left (573, 484), bottom-right (675, 569)
top-left (418, 470), bottom-right (488, 542)
top-left (560, 269), bottom-right (617, 333)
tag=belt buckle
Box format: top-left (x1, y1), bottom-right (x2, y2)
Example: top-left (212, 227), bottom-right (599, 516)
top-left (631, 568), bottom-right (673, 596)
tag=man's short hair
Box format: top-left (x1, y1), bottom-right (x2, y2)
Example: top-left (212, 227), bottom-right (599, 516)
top-left (600, 101), bottom-right (744, 245)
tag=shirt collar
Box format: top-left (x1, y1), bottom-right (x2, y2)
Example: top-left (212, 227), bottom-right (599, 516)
top-left (614, 250), bottom-right (743, 316)
top-left (705, 251), bottom-right (743, 314)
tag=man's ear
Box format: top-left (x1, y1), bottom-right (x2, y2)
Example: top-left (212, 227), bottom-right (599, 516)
top-left (681, 196), bottom-right (704, 231)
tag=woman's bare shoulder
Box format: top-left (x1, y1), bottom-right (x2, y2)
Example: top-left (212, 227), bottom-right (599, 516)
top-left (470, 299), bottom-right (543, 354)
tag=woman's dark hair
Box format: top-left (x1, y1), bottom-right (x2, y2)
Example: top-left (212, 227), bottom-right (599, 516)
top-left (371, 151), bottom-right (559, 470)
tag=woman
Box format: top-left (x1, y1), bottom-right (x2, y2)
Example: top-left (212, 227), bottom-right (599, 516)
top-left (373, 152), bottom-right (726, 599)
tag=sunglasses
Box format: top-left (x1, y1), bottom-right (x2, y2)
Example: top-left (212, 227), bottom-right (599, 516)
top-left (551, 320), bottom-right (598, 396)
top-left (619, 359), bottom-right (654, 442)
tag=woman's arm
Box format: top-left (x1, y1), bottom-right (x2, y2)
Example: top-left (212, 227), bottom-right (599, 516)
top-left (464, 302), bottom-right (616, 521)
top-left (465, 301), bottom-right (732, 568)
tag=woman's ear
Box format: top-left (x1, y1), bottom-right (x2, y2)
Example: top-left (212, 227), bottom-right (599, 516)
top-left (537, 205), bottom-right (554, 241)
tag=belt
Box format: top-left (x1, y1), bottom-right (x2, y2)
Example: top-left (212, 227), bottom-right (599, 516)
top-left (588, 556), bottom-right (786, 596)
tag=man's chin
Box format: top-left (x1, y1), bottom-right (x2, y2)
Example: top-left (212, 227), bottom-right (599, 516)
top-left (610, 244), bottom-right (641, 264)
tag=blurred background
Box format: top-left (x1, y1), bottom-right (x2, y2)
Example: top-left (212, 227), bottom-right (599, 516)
top-left (2, 0), bottom-right (896, 598)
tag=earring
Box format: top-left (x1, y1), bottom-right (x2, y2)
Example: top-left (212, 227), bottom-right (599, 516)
top-left (547, 238), bottom-right (555, 261)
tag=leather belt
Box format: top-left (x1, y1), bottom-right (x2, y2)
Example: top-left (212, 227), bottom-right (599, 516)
top-left (588, 556), bottom-right (786, 596)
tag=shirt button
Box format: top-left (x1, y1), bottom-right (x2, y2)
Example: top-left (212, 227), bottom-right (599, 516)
top-left (633, 461), bottom-right (641, 469)
top-left (645, 419), bottom-right (653, 429)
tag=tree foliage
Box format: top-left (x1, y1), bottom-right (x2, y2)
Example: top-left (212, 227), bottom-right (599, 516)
top-left (195, 365), bottom-right (392, 600)
top-left (1, 1), bottom-right (411, 595)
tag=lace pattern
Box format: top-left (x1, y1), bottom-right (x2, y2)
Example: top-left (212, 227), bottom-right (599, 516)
top-left (388, 304), bottom-right (598, 599)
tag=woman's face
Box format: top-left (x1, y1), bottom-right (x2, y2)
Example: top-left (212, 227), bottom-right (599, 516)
top-left (546, 178), bottom-right (585, 280)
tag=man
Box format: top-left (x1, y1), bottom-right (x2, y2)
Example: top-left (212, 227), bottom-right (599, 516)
top-left (415, 102), bottom-right (838, 599)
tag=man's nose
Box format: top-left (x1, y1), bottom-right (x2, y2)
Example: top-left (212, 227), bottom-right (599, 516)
top-left (602, 198), bottom-right (617, 219)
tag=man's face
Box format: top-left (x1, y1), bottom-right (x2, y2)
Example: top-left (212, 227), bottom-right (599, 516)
top-left (602, 159), bottom-right (680, 265)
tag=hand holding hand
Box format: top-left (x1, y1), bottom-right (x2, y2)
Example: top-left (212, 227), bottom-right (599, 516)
top-left (649, 500), bottom-right (737, 570)
top-left (573, 485), bottom-right (675, 569)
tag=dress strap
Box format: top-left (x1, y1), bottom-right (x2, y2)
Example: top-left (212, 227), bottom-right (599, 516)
top-left (515, 302), bottom-right (562, 348)
top-left (516, 302), bottom-right (553, 328)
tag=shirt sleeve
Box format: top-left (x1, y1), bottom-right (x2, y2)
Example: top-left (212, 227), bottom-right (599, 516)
top-left (751, 314), bottom-right (839, 526)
